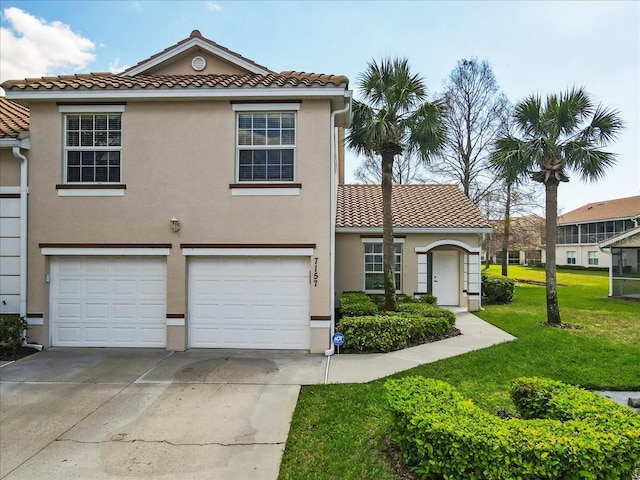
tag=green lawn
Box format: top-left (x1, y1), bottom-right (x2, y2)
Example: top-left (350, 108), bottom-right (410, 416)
top-left (278, 266), bottom-right (640, 480)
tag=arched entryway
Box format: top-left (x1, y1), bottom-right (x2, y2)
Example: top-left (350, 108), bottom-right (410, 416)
top-left (415, 240), bottom-right (482, 311)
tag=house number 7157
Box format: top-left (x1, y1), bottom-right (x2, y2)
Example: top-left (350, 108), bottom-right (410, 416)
top-left (313, 258), bottom-right (319, 286)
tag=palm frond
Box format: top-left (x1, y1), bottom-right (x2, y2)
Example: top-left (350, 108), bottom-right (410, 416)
top-left (564, 144), bottom-right (618, 182)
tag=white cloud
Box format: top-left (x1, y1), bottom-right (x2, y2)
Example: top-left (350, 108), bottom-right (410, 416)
top-left (207, 2), bottom-right (222, 12)
top-left (108, 58), bottom-right (131, 74)
top-left (0, 7), bottom-right (95, 82)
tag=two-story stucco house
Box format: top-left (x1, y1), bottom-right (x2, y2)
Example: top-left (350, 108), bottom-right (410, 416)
top-left (1, 31), bottom-right (490, 354)
top-left (556, 195), bottom-right (640, 269)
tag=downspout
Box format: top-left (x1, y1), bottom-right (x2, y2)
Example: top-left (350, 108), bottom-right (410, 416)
top-left (325, 92), bottom-right (352, 356)
top-left (12, 143), bottom-right (41, 350)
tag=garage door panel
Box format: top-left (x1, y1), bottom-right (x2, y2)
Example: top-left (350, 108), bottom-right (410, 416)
top-left (85, 303), bottom-right (109, 319)
top-left (189, 257), bottom-right (309, 349)
top-left (50, 257), bottom-right (166, 347)
top-left (57, 327), bottom-right (81, 343)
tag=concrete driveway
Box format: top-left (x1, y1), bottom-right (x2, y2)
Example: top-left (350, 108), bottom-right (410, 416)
top-left (0, 348), bottom-right (327, 480)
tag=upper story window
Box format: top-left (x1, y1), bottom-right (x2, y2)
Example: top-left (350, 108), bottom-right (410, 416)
top-left (61, 105), bottom-right (125, 185)
top-left (235, 108), bottom-right (297, 183)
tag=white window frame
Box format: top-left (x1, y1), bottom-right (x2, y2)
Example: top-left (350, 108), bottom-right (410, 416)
top-left (60, 105), bottom-right (125, 186)
top-left (233, 104), bottom-right (299, 184)
top-left (362, 239), bottom-right (403, 293)
top-left (588, 251), bottom-right (599, 266)
top-left (567, 251), bottom-right (576, 265)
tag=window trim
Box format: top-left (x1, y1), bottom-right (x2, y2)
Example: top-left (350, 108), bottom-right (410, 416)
top-left (233, 105), bottom-right (298, 184)
top-left (60, 105), bottom-right (125, 188)
top-left (363, 241), bottom-right (403, 293)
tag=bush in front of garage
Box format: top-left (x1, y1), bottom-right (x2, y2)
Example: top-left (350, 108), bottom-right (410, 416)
top-left (0, 315), bottom-right (28, 354)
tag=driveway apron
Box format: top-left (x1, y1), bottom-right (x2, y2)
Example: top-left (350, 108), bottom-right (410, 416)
top-left (0, 348), bottom-right (326, 480)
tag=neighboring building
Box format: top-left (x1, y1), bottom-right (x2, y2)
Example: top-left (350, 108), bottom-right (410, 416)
top-left (0, 97), bottom-right (30, 317)
top-left (556, 195), bottom-right (640, 269)
top-left (486, 214), bottom-right (544, 266)
top-left (336, 184), bottom-right (490, 312)
top-left (1, 31), bottom-right (490, 353)
top-left (599, 226), bottom-right (640, 299)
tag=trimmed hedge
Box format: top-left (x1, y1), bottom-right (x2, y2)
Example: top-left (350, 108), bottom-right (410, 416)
top-left (396, 302), bottom-right (456, 326)
top-left (481, 273), bottom-right (515, 304)
top-left (386, 376), bottom-right (640, 479)
top-left (415, 294), bottom-right (438, 305)
top-left (339, 292), bottom-right (378, 317)
top-left (338, 313), bottom-right (454, 353)
top-left (368, 293), bottom-right (415, 310)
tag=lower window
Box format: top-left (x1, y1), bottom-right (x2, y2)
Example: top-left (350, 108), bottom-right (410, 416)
top-left (364, 243), bottom-right (402, 291)
top-left (567, 251), bottom-right (576, 265)
top-left (588, 251), bottom-right (598, 266)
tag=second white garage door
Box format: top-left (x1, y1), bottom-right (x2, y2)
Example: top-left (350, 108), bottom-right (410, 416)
top-left (188, 257), bottom-right (310, 349)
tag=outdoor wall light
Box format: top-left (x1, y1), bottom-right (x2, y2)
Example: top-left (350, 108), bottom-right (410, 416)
top-left (170, 216), bottom-right (180, 233)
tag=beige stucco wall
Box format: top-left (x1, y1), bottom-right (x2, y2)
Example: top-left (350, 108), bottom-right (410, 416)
top-left (25, 99), bottom-right (334, 352)
top-left (336, 232), bottom-right (482, 310)
top-left (150, 49), bottom-right (254, 75)
top-left (556, 244), bottom-right (610, 269)
top-left (0, 149), bottom-right (21, 186)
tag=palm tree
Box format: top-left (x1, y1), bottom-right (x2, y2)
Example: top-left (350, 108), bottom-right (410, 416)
top-left (492, 88), bottom-right (623, 325)
top-left (347, 58), bottom-right (446, 311)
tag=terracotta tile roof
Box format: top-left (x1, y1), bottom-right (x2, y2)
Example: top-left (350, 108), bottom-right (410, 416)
top-left (121, 29), bottom-right (274, 75)
top-left (0, 97), bottom-right (29, 139)
top-left (558, 195), bottom-right (640, 224)
top-left (1, 72), bottom-right (349, 92)
top-left (337, 184), bottom-right (490, 229)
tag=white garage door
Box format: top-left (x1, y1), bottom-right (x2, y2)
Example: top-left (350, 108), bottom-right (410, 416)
top-left (50, 256), bottom-right (167, 347)
top-left (188, 257), bottom-right (310, 349)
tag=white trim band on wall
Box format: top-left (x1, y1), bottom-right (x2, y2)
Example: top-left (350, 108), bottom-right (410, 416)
top-left (182, 248), bottom-right (314, 257)
top-left (58, 105), bottom-right (126, 113)
top-left (41, 248), bottom-right (171, 256)
top-left (232, 103), bottom-right (301, 111)
top-left (231, 187), bottom-right (300, 196)
top-left (57, 189), bottom-right (125, 197)
top-left (310, 321), bottom-right (331, 328)
top-left (166, 317), bottom-right (185, 326)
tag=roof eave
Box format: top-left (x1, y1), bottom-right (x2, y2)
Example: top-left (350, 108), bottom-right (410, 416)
top-left (3, 86), bottom-right (351, 102)
top-left (599, 225), bottom-right (640, 248)
top-left (336, 227), bottom-right (492, 234)
top-left (558, 214), bottom-right (640, 226)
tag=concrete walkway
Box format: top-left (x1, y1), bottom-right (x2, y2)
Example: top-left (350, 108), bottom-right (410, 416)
top-left (326, 310), bottom-right (516, 383)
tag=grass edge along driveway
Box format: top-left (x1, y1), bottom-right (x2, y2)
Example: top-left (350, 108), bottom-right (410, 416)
top-left (278, 266), bottom-right (640, 480)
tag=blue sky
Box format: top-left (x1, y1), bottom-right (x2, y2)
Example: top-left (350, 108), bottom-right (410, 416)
top-left (1, 0), bottom-right (638, 213)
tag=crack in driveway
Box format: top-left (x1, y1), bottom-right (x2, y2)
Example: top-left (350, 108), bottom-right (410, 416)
top-left (56, 438), bottom-right (285, 447)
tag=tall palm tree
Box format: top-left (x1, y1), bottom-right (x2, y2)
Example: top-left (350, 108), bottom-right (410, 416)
top-left (492, 88), bottom-right (623, 325)
top-left (347, 58), bottom-right (446, 311)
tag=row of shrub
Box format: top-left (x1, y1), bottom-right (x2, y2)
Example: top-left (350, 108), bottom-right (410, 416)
top-left (533, 262), bottom-right (609, 272)
top-left (386, 376), bottom-right (640, 479)
top-left (481, 273), bottom-right (515, 304)
top-left (337, 292), bottom-right (456, 353)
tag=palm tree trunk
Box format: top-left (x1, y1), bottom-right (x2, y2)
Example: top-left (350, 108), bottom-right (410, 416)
top-left (501, 182), bottom-right (512, 276)
top-left (545, 180), bottom-right (562, 325)
top-left (381, 151), bottom-right (397, 311)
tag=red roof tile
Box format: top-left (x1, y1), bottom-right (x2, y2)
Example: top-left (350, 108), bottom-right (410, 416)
top-left (0, 97), bottom-right (29, 139)
top-left (1, 72), bottom-right (349, 92)
top-left (337, 184), bottom-right (490, 229)
top-left (558, 195), bottom-right (640, 224)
